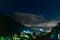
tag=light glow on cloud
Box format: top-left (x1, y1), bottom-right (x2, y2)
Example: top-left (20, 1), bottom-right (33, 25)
top-left (32, 20), bottom-right (60, 27)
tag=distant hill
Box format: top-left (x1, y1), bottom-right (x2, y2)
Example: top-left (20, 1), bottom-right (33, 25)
top-left (0, 14), bottom-right (30, 36)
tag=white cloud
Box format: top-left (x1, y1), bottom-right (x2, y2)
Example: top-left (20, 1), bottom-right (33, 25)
top-left (11, 12), bottom-right (60, 28)
top-left (32, 20), bottom-right (60, 27)
top-left (10, 12), bottom-right (60, 32)
top-left (11, 12), bottom-right (46, 25)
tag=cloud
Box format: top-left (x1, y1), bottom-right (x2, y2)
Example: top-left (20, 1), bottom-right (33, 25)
top-left (11, 12), bottom-right (60, 28)
top-left (10, 12), bottom-right (60, 32)
top-left (33, 20), bottom-right (60, 27)
top-left (11, 12), bottom-right (46, 26)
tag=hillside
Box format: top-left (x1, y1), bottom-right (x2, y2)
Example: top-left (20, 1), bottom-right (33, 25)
top-left (0, 14), bottom-right (29, 36)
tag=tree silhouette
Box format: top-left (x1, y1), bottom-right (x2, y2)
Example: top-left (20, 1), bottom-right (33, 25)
top-left (51, 23), bottom-right (60, 33)
top-left (51, 23), bottom-right (60, 40)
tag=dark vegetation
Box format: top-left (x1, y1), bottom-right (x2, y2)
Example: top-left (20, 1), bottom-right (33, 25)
top-left (0, 14), bottom-right (30, 36)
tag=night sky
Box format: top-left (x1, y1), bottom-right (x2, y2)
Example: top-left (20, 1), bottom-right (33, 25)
top-left (0, 0), bottom-right (60, 20)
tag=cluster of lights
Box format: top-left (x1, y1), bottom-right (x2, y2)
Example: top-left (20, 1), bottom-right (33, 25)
top-left (23, 30), bottom-right (31, 33)
top-left (40, 29), bottom-right (43, 31)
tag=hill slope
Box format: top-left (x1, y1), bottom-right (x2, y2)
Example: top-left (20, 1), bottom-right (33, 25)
top-left (0, 14), bottom-right (29, 36)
